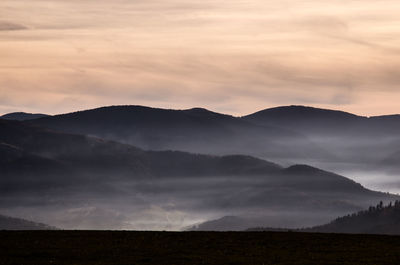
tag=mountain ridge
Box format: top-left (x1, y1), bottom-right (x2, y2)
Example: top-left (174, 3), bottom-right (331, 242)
top-left (27, 105), bottom-right (326, 162)
top-left (1, 118), bottom-right (397, 229)
top-left (1, 112), bottom-right (49, 121)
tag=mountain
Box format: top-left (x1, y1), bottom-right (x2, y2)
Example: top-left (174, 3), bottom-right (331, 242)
top-left (186, 165), bottom-right (397, 231)
top-left (187, 216), bottom-right (255, 231)
top-left (26, 105), bottom-right (400, 171)
top-left (304, 201), bottom-right (400, 234)
top-left (0, 214), bottom-right (55, 230)
top-left (1, 112), bottom-right (49, 121)
top-left (27, 105), bottom-right (329, 161)
top-left (243, 105), bottom-right (400, 174)
top-left (243, 105), bottom-right (363, 136)
top-left (187, 216), bottom-right (302, 231)
top-left (248, 201), bottom-right (400, 235)
top-left (242, 105), bottom-right (400, 136)
top-left (0, 119), bottom-right (397, 230)
top-left (379, 151), bottom-right (400, 173)
top-left (0, 119), bottom-right (280, 181)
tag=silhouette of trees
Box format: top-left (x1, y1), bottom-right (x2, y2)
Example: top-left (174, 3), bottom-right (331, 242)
top-left (311, 200), bottom-right (400, 234)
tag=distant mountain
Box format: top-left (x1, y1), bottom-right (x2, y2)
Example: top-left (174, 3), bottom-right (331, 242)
top-left (0, 119), bottom-right (280, 182)
top-left (304, 201), bottom-right (400, 235)
top-left (1, 112), bottom-right (49, 121)
top-left (0, 214), bottom-right (55, 230)
top-left (186, 164), bottom-right (397, 231)
top-left (187, 216), bottom-right (255, 231)
top-left (243, 105), bottom-right (364, 136)
top-left (187, 216), bottom-right (304, 232)
top-left (243, 105), bottom-right (400, 140)
top-left (242, 105), bottom-right (400, 172)
top-left (248, 201), bottom-right (400, 235)
top-left (1, 119), bottom-right (397, 229)
top-left (26, 105), bottom-right (400, 170)
top-left (379, 151), bottom-right (400, 172)
top-left (27, 105), bottom-right (329, 161)
top-left (0, 142), bottom-right (74, 193)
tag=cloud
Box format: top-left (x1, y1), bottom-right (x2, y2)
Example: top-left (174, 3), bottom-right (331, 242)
top-left (299, 16), bottom-right (349, 34)
top-left (1, 0), bottom-right (400, 116)
top-left (0, 21), bottom-right (27, 31)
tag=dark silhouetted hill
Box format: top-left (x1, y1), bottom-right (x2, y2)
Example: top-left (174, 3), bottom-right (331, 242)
top-left (0, 119), bottom-right (281, 181)
top-left (1, 118), bottom-right (398, 229)
top-left (242, 105), bottom-right (400, 142)
top-left (1, 112), bottom-right (49, 121)
top-left (27, 105), bottom-right (329, 161)
top-left (305, 201), bottom-right (400, 234)
top-left (249, 201), bottom-right (400, 235)
top-left (26, 105), bottom-right (400, 171)
top-left (243, 105), bottom-right (400, 170)
top-left (187, 216), bottom-right (254, 231)
top-left (186, 164), bottom-right (396, 231)
top-left (243, 105), bottom-right (363, 135)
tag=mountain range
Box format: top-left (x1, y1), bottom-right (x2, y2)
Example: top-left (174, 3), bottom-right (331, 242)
top-left (242, 105), bottom-right (400, 172)
top-left (22, 105), bottom-right (400, 171)
top-left (26, 106), bottom-right (327, 162)
top-left (2, 105), bottom-right (400, 230)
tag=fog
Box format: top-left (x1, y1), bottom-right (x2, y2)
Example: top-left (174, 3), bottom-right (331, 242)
top-left (270, 136), bottom-right (400, 195)
top-left (2, 107), bottom-right (400, 230)
top-left (0, 169), bottom-right (396, 230)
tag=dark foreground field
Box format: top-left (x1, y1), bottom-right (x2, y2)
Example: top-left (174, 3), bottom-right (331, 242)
top-left (1, 231), bottom-right (400, 265)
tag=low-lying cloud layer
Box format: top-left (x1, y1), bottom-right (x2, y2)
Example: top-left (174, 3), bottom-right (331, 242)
top-left (1, 0), bottom-right (400, 115)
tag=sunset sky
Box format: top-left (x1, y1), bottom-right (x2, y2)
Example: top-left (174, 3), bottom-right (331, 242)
top-left (1, 0), bottom-right (400, 116)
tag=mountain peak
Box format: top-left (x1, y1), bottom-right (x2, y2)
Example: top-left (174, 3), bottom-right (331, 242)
top-left (183, 107), bottom-right (231, 118)
top-left (1, 112), bottom-right (49, 121)
top-left (185, 107), bottom-right (210, 112)
top-left (285, 164), bottom-right (321, 173)
top-left (241, 105), bottom-right (365, 135)
top-left (245, 105), bottom-right (361, 120)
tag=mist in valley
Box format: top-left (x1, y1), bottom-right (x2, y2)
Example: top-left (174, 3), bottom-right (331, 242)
top-left (2, 105), bottom-right (400, 231)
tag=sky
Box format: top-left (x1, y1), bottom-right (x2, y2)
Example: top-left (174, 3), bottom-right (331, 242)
top-left (1, 0), bottom-right (400, 116)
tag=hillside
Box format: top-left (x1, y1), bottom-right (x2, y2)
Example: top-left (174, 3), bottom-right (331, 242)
top-left (242, 105), bottom-right (364, 135)
top-left (243, 105), bottom-right (400, 136)
top-left (242, 105), bottom-right (400, 175)
top-left (0, 119), bottom-right (396, 229)
top-left (306, 201), bottom-right (400, 234)
top-left (249, 201), bottom-right (400, 235)
top-left (0, 214), bottom-right (54, 230)
top-left (1, 112), bottom-right (49, 121)
top-left (27, 105), bottom-right (329, 161)
top-left (25, 105), bottom-right (400, 172)
top-left (380, 151), bottom-right (400, 173)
